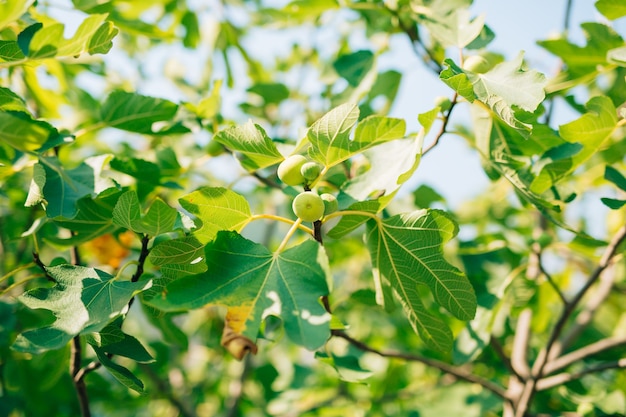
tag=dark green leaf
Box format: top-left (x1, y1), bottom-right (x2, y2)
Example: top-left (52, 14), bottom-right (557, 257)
top-left (605, 166), bottom-right (626, 192)
top-left (333, 50), bottom-right (375, 87)
top-left (148, 231), bottom-right (331, 350)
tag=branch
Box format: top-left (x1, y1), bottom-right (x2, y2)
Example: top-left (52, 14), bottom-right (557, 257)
top-left (71, 337), bottom-right (91, 417)
top-left (543, 335), bottom-right (626, 375)
top-left (510, 309), bottom-right (531, 380)
top-left (331, 330), bottom-right (509, 400)
top-left (537, 359), bottom-right (626, 391)
top-left (422, 94), bottom-right (458, 156)
top-left (513, 224), bottom-right (626, 417)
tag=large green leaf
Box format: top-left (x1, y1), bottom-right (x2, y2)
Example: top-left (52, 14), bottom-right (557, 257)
top-left (148, 236), bottom-right (207, 280)
top-left (531, 96), bottom-right (617, 193)
top-left (214, 121), bottom-right (284, 171)
top-left (100, 90), bottom-right (180, 134)
top-left (179, 187), bottom-right (252, 244)
top-left (326, 200), bottom-right (381, 239)
top-left (148, 231), bottom-right (331, 350)
top-left (365, 210), bottom-right (476, 351)
top-left (12, 265), bottom-right (150, 354)
top-left (0, 0), bottom-right (34, 32)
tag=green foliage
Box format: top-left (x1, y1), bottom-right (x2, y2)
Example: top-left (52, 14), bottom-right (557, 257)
top-left (1, 1), bottom-right (626, 416)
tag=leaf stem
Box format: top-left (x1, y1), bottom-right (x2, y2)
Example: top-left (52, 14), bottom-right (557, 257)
top-left (276, 218), bottom-right (303, 253)
top-left (0, 274), bottom-right (45, 295)
top-left (0, 262), bottom-right (36, 284)
top-left (243, 213), bottom-right (313, 235)
top-left (322, 209), bottom-right (379, 224)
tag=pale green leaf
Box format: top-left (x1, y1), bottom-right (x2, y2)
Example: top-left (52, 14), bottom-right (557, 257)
top-left (467, 52), bottom-right (547, 133)
top-left (214, 121), bottom-right (283, 171)
top-left (596, 0), bottom-right (626, 20)
top-left (531, 96), bottom-right (617, 193)
top-left (341, 136), bottom-right (422, 209)
top-left (0, 0), bottom-right (34, 31)
top-left (179, 187), bottom-right (252, 244)
top-left (135, 198), bottom-right (178, 236)
top-left (365, 210), bottom-right (477, 351)
top-left (147, 232), bottom-right (331, 350)
top-left (12, 265), bottom-right (150, 353)
top-left (352, 115), bottom-right (406, 151)
top-left (0, 40), bottom-right (25, 62)
top-left (308, 103), bottom-right (360, 167)
top-left (148, 237), bottom-right (207, 279)
top-left (423, 9), bottom-right (485, 48)
top-left (0, 87), bottom-right (28, 112)
top-left (607, 46), bottom-right (626, 66)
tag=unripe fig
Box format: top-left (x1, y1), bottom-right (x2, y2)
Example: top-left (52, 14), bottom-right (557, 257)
top-left (434, 96), bottom-right (452, 112)
top-left (300, 162), bottom-right (322, 181)
top-left (292, 191), bottom-right (325, 222)
top-left (320, 193), bottom-right (338, 215)
top-left (207, 139), bottom-right (225, 156)
top-left (277, 155), bottom-right (307, 186)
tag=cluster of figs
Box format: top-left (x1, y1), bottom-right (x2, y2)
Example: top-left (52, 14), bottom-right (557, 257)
top-left (277, 155), bottom-right (338, 222)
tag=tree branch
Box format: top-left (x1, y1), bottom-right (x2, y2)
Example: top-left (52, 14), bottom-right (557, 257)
top-left (71, 336), bottom-right (91, 417)
top-left (510, 309), bottom-right (531, 380)
top-left (513, 224), bottom-right (626, 417)
top-left (422, 94), bottom-right (458, 156)
top-left (331, 330), bottom-right (509, 400)
top-left (543, 335), bottom-right (626, 375)
top-left (537, 359), bottom-right (626, 391)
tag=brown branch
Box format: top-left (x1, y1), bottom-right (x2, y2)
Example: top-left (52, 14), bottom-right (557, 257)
top-left (331, 330), bottom-right (509, 400)
top-left (422, 94), bottom-right (458, 156)
top-left (513, 224), bottom-right (626, 417)
top-left (537, 359), bottom-right (626, 391)
top-left (543, 335), bottom-right (626, 375)
top-left (71, 337), bottom-right (91, 417)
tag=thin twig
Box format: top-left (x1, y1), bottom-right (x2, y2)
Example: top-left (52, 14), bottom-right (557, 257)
top-left (331, 330), bottom-right (509, 400)
top-left (543, 335), bottom-right (626, 375)
top-left (539, 261), bottom-right (568, 305)
top-left (490, 338), bottom-right (521, 380)
top-left (537, 359), bottom-right (626, 391)
top-left (422, 94), bottom-right (458, 156)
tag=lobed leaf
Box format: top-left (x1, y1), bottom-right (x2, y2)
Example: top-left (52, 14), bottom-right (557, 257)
top-left (148, 231), bottom-right (331, 350)
top-left (100, 91), bottom-right (180, 134)
top-left (365, 210), bottom-right (477, 351)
